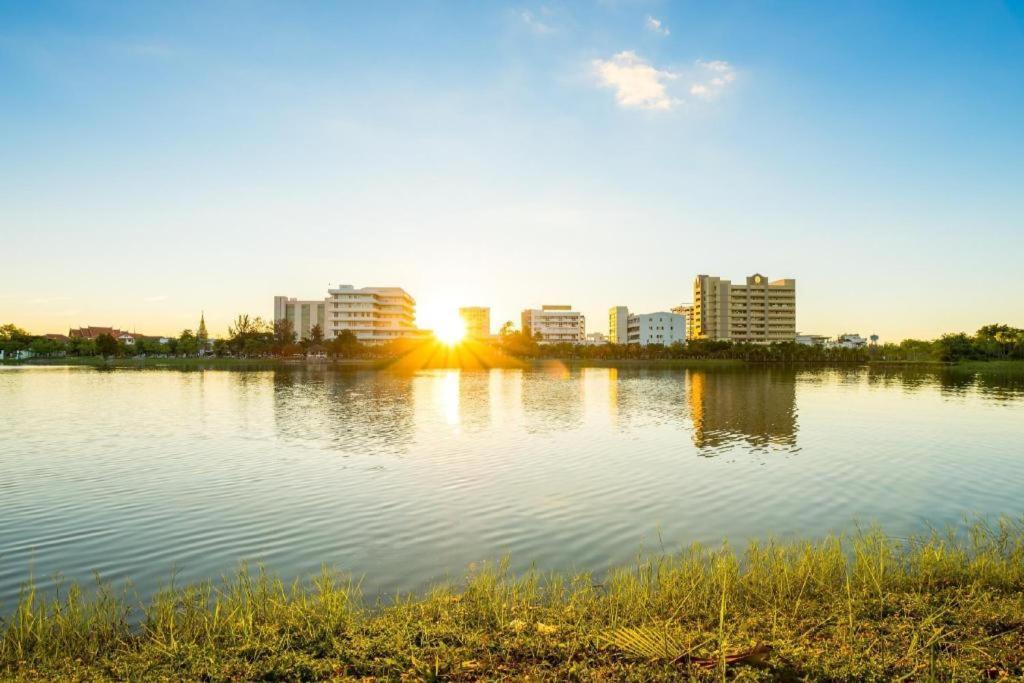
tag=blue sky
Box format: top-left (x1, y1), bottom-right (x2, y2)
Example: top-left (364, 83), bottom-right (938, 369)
top-left (1, 0), bottom-right (1022, 340)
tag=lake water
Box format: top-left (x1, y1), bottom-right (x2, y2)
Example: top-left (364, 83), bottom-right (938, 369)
top-left (1, 364), bottom-right (1023, 608)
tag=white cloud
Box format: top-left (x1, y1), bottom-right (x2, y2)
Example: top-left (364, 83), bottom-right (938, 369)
top-left (592, 51), bottom-right (680, 111)
top-left (645, 16), bottom-right (669, 36)
top-left (688, 60), bottom-right (737, 99)
top-left (520, 9), bottom-right (553, 34)
top-left (144, 295), bottom-right (169, 302)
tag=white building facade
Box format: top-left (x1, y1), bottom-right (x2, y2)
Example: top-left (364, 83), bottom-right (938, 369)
top-left (626, 311), bottom-right (688, 346)
top-left (521, 305), bottom-right (586, 344)
top-left (326, 285), bottom-right (418, 344)
top-left (274, 296), bottom-right (327, 340)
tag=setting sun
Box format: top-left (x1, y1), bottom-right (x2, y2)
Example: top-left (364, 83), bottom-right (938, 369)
top-left (433, 316), bottom-right (466, 346)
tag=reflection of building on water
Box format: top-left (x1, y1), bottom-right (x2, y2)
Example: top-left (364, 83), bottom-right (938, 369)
top-left (686, 369), bottom-right (798, 451)
top-left (271, 367), bottom-right (417, 455)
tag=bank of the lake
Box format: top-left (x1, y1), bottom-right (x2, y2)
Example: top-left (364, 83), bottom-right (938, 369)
top-left (3, 522), bottom-right (1023, 681)
top-left (6, 356), bottom-right (1024, 372)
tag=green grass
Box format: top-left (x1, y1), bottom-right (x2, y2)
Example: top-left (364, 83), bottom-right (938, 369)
top-left (952, 360), bottom-right (1024, 374)
top-left (4, 521), bottom-right (1024, 680)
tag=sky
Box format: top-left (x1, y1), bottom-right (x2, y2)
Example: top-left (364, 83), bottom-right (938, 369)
top-left (1, 0), bottom-right (1023, 342)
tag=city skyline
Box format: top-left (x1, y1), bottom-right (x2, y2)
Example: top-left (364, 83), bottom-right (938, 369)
top-left (2, 1), bottom-right (1023, 340)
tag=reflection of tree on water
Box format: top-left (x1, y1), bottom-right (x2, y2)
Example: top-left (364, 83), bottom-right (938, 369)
top-left (271, 367), bottom-right (416, 456)
top-left (686, 367), bottom-right (798, 453)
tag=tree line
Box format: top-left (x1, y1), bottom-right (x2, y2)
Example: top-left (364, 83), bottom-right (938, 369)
top-left (2, 320), bottom-right (1022, 363)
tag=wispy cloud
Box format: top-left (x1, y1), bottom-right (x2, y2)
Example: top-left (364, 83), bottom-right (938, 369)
top-left (645, 16), bottom-right (670, 36)
top-left (144, 295), bottom-right (169, 302)
top-left (520, 9), bottom-right (553, 34)
top-left (31, 296), bottom-right (71, 304)
top-left (592, 51), bottom-right (680, 111)
top-left (689, 60), bottom-right (737, 99)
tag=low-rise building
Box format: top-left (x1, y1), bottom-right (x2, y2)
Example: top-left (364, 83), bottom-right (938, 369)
top-left (521, 305), bottom-right (586, 344)
top-left (69, 326), bottom-right (138, 345)
top-left (831, 333), bottom-right (867, 349)
top-left (796, 334), bottom-right (830, 347)
top-left (585, 332), bottom-right (608, 345)
top-left (626, 311), bottom-right (688, 346)
top-left (459, 307), bottom-right (491, 339)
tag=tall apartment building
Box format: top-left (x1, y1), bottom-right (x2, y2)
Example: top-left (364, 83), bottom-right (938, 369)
top-left (459, 307), bottom-right (491, 339)
top-left (608, 306), bottom-right (629, 344)
top-left (521, 305), bottom-right (586, 344)
top-left (692, 273), bottom-right (796, 343)
top-left (273, 296), bottom-right (327, 340)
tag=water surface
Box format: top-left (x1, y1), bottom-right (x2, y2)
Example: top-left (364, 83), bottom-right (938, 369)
top-left (1, 364), bottom-right (1022, 607)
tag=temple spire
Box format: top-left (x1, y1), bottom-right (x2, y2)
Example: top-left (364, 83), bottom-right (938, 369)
top-left (197, 311), bottom-right (208, 343)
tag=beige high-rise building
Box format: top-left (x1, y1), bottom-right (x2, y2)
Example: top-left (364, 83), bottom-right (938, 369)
top-left (459, 307), bottom-right (491, 338)
top-left (692, 273), bottom-right (796, 343)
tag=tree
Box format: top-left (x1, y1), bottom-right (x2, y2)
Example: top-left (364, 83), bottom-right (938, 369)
top-left (499, 321), bottom-right (515, 337)
top-left (272, 319), bottom-right (296, 354)
top-left (0, 324), bottom-right (29, 341)
top-left (935, 333), bottom-right (975, 362)
top-left (228, 314), bottom-right (271, 356)
top-left (329, 330), bottom-right (362, 358)
top-left (177, 329), bottom-right (200, 356)
top-left (309, 323), bottom-right (324, 345)
top-left (95, 333), bottom-right (119, 358)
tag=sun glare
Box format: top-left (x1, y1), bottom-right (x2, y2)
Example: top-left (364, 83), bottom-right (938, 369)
top-left (435, 316), bottom-right (466, 346)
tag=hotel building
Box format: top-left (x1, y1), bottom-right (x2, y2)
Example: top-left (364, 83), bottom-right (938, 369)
top-left (459, 307), bottom-right (491, 339)
top-left (691, 273), bottom-right (796, 343)
top-left (273, 297), bottom-right (327, 340)
top-left (521, 305), bottom-right (586, 344)
top-left (326, 285), bottom-right (418, 344)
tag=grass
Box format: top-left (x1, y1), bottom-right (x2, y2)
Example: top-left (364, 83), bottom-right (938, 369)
top-left (952, 360), bottom-right (1024, 374)
top-left (4, 521), bottom-right (1024, 681)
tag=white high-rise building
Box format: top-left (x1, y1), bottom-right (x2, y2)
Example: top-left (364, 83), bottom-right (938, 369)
top-left (521, 305), bottom-right (585, 344)
top-left (325, 285), bottom-right (418, 344)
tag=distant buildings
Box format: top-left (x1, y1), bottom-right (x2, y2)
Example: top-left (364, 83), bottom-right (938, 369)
top-left (609, 306), bottom-right (688, 346)
top-left (275, 285), bottom-right (420, 345)
top-left (796, 334), bottom-right (830, 347)
top-left (627, 311), bottom-right (688, 346)
top-left (832, 333), bottom-right (867, 349)
top-left (608, 306), bottom-right (629, 344)
top-left (459, 307), bottom-right (491, 339)
top-left (274, 297), bottom-right (327, 340)
top-left (521, 305), bottom-right (586, 344)
top-left (326, 285), bottom-right (418, 344)
top-left (692, 273), bottom-right (796, 343)
top-left (69, 326), bottom-right (138, 345)
top-left (671, 304), bottom-right (694, 337)
top-left (585, 331), bottom-right (607, 345)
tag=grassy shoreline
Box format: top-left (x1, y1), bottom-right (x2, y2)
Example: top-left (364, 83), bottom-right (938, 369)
top-left (4, 522), bottom-right (1024, 680)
